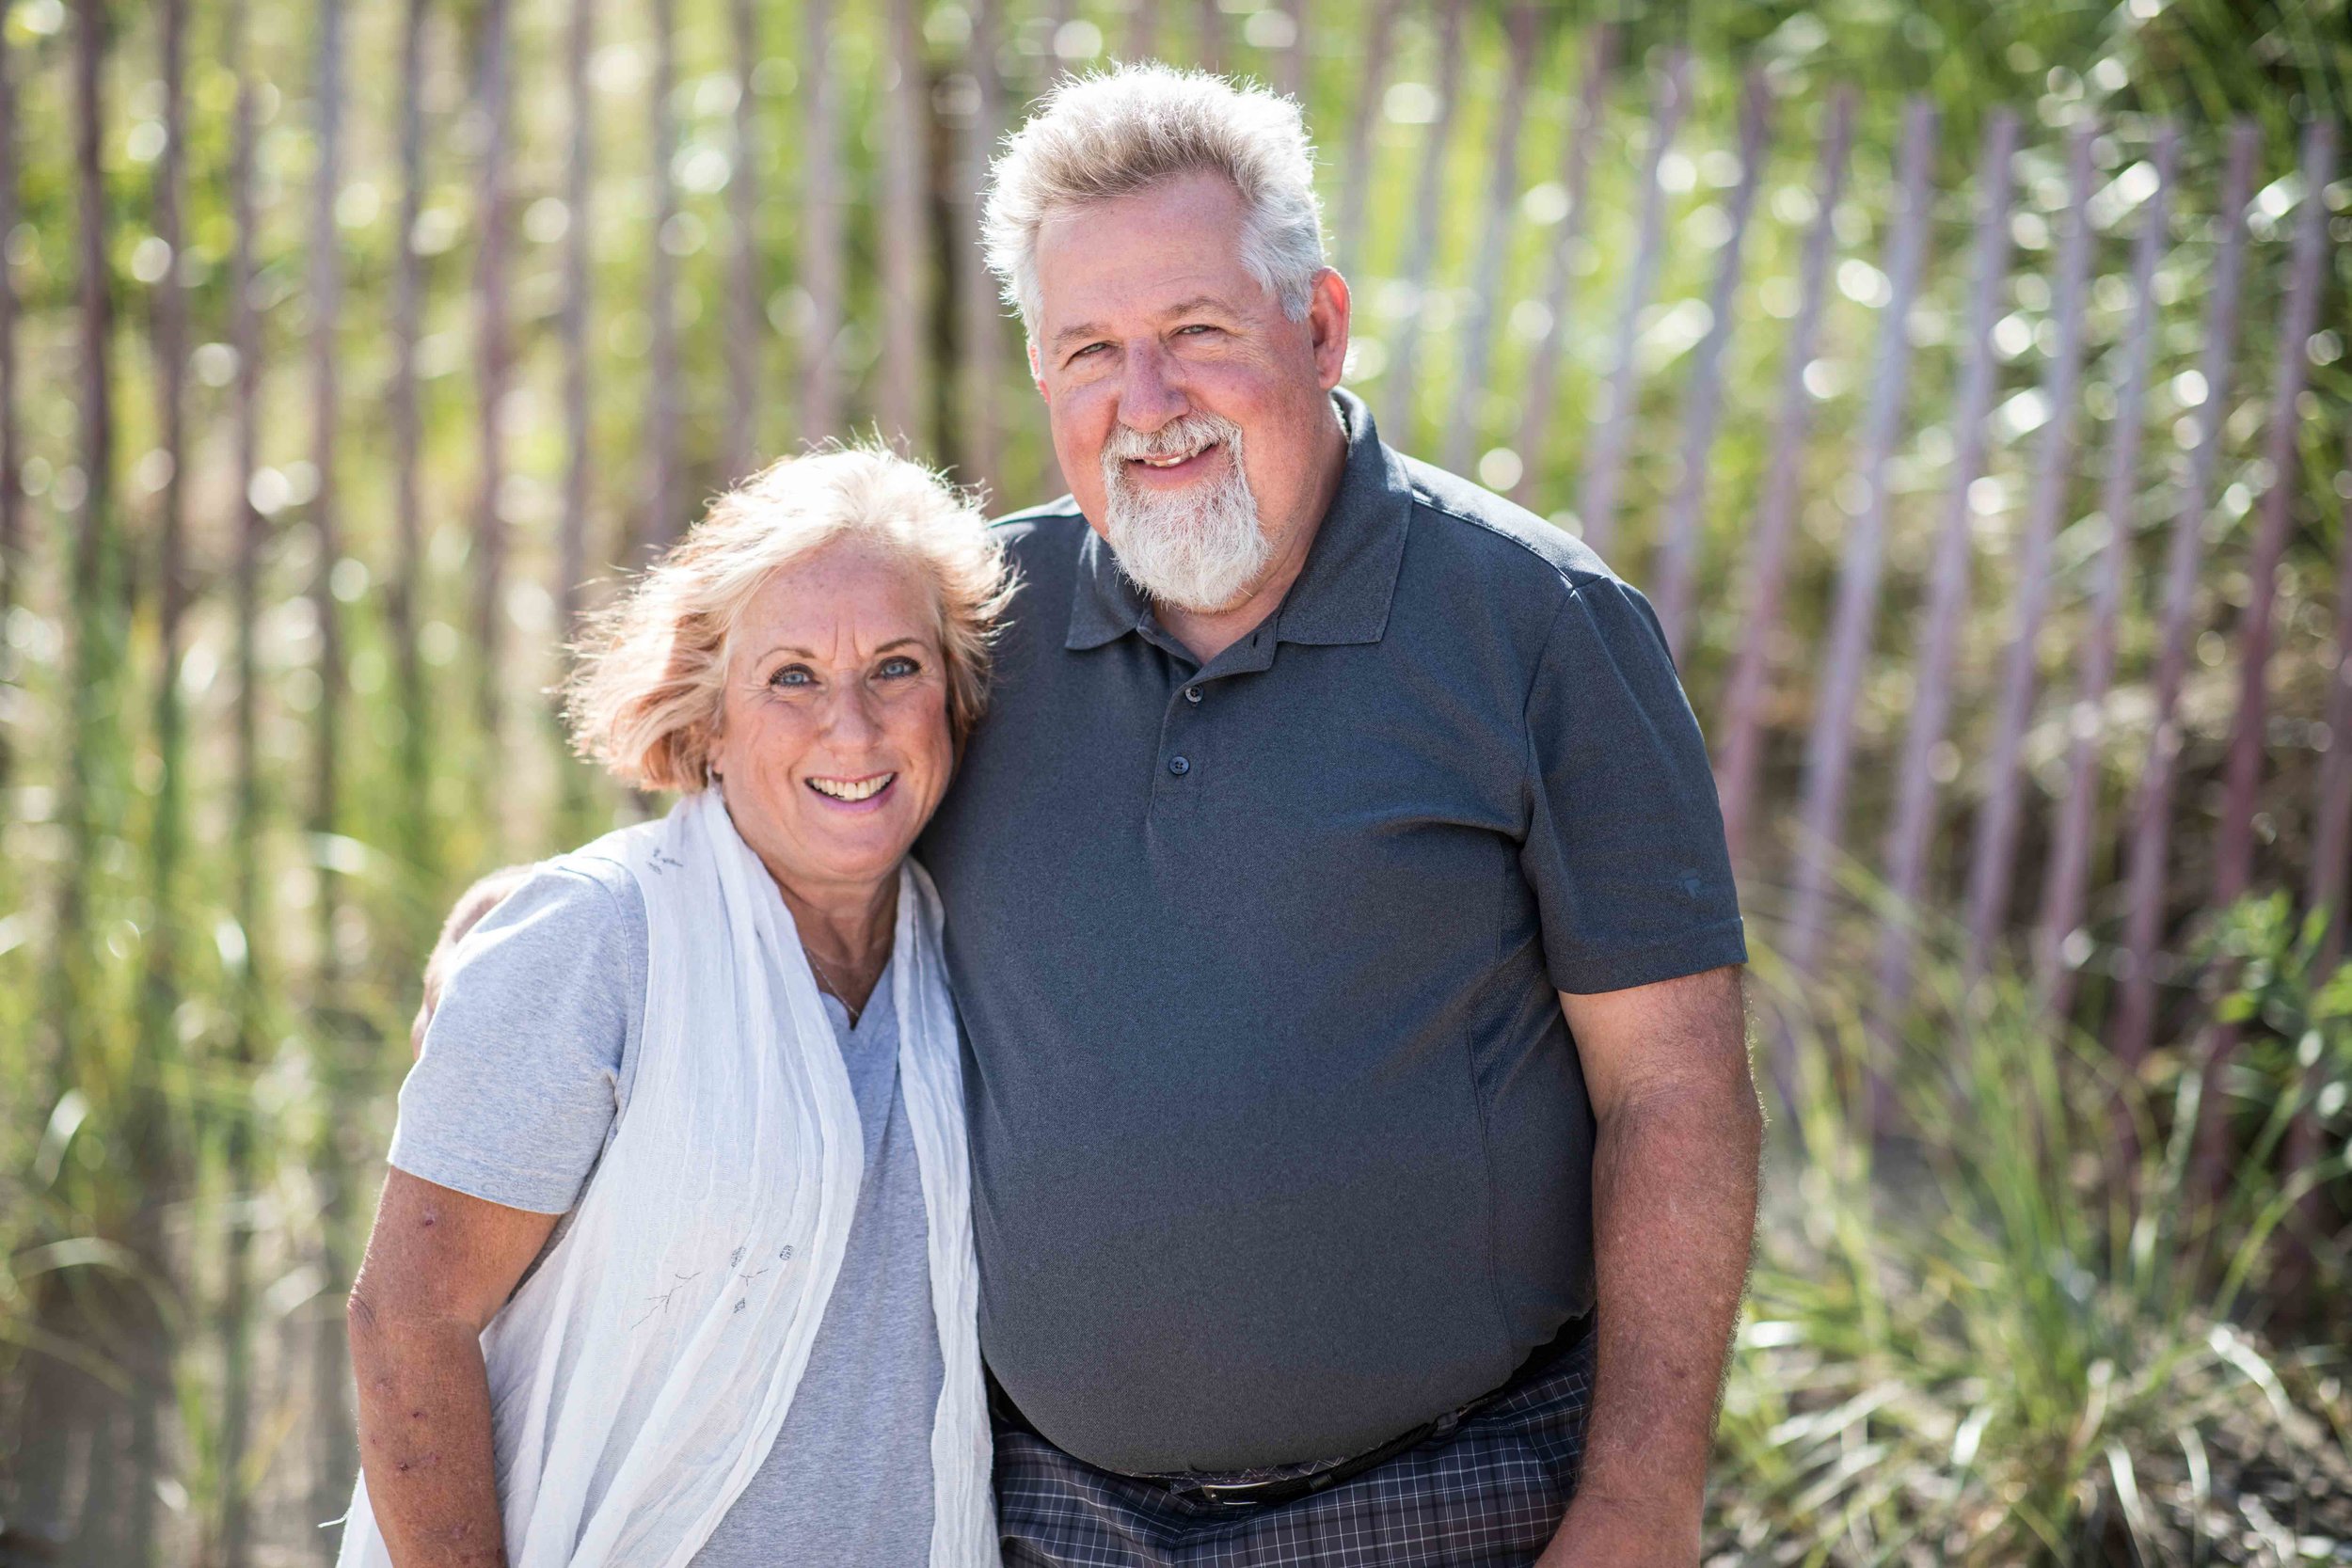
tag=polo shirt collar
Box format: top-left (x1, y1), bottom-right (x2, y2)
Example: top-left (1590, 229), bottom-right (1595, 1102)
top-left (1063, 388), bottom-right (1413, 654)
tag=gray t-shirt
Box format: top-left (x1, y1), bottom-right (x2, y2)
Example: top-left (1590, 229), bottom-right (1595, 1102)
top-left (389, 852), bottom-right (943, 1568)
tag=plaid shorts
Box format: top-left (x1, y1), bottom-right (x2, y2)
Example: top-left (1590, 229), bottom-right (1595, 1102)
top-left (995, 1326), bottom-right (1597, 1567)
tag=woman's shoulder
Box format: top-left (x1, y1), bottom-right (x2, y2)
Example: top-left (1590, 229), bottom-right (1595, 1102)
top-left (394, 843), bottom-right (656, 1213)
top-left (456, 847), bottom-right (649, 967)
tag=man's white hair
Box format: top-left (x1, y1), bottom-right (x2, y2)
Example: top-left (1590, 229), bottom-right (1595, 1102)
top-left (980, 63), bottom-right (1327, 345)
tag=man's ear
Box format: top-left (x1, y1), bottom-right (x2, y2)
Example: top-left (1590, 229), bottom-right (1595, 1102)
top-left (1027, 338), bottom-right (1048, 399)
top-left (1308, 267), bottom-right (1351, 392)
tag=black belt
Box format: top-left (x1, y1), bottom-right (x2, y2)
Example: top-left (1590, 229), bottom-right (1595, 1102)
top-left (991, 1313), bottom-right (1594, 1511)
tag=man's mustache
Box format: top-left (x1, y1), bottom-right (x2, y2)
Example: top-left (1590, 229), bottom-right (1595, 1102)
top-left (1103, 415), bottom-right (1245, 468)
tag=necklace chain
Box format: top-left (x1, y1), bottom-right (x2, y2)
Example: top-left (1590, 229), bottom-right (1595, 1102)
top-left (803, 944), bottom-right (866, 1023)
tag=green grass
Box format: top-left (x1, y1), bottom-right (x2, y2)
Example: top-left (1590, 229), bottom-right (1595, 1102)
top-left (1711, 925), bottom-right (2352, 1564)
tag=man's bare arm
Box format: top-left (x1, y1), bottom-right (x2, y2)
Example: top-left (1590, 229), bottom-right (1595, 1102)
top-left (347, 1170), bottom-right (557, 1566)
top-left (1539, 964), bottom-right (1760, 1567)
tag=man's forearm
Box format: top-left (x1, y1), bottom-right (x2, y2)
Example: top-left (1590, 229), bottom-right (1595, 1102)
top-left (349, 1300), bottom-right (509, 1566)
top-left (1542, 1079), bottom-right (1762, 1562)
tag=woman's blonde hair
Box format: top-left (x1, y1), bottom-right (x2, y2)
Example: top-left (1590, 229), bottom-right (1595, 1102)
top-left (565, 445), bottom-right (1015, 793)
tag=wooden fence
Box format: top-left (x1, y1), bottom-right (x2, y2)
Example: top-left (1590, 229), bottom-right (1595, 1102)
top-left (2, 0), bottom-right (2350, 1557)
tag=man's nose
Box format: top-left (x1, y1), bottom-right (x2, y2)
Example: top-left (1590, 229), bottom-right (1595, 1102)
top-left (1115, 342), bottom-right (1189, 433)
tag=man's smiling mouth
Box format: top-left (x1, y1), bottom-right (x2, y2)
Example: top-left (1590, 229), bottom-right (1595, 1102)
top-left (1131, 441), bottom-right (1219, 472)
top-left (806, 772), bottom-right (895, 802)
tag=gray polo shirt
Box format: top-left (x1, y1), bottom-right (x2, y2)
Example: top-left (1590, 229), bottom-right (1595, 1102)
top-left (917, 388), bottom-right (1745, 1476)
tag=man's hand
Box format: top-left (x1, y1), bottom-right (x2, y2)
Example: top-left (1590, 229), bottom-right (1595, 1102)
top-left (1540, 964), bottom-right (1759, 1566)
top-left (1537, 1491), bottom-right (1702, 1568)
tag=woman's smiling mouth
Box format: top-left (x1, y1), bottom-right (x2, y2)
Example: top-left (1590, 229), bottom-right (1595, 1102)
top-left (806, 771), bottom-right (897, 804)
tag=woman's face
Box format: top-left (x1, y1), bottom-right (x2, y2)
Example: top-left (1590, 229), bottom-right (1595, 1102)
top-left (707, 539), bottom-right (956, 902)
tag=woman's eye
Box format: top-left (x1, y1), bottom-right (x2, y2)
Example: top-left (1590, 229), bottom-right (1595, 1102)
top-left (771, 665), bottom-right (815, 688)
top-left (878, 656), bottom-right (920, 679)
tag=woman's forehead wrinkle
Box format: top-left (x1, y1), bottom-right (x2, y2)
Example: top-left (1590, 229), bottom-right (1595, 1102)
top-left (730, 561), bottom-right (935, 671)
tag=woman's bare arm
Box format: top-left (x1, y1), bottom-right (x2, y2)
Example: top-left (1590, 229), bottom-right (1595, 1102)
top-left (347, 1169), bottom-right (559, 1567)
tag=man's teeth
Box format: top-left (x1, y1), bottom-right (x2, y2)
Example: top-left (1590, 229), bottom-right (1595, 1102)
top-left (808, 773), bottom-right (894, 801)
top-left (1138, 448), bottom-right (1204, 468)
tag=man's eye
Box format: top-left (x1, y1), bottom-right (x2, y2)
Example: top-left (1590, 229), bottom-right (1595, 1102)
top-left (1175, 323), bottom-right (1215, 337)
top-left (1069, 342), bottom-right (1107, 362)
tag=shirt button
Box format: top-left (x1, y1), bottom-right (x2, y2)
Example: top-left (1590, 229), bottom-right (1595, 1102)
top-left (1184, 686), bottom-right (1202, 705)
top-left (1168, 755), bottom-right (1191, 776)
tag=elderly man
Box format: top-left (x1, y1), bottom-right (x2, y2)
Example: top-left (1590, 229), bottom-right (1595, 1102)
top-left (919, 64), bottom-right (1759, 1567)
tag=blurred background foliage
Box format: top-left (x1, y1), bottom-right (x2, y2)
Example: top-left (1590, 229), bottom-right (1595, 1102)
top-left (0, 0), bottom-right (2347, 1560)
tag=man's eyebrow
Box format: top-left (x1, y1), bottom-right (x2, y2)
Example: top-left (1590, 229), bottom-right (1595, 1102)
top-left (1158, 293), bottom-right (1235, 320)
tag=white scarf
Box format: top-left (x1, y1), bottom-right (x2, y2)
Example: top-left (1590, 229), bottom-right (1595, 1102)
top-left (338, 789), bottom-right (995, 1567)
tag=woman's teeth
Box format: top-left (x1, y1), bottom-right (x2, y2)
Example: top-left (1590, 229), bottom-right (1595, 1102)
top-left (807, 773), bottom-right (894, 801)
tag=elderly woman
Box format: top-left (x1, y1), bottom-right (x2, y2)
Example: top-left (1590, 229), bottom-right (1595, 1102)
top-left (338, 448), bottom-right (1013, 1568)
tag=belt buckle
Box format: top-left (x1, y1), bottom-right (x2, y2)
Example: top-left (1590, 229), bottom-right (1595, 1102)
top-left (1192, 1479), bottom-right (1284, 1508)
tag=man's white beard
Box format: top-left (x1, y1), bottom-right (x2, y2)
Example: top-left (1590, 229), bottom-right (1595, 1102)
top-left (1099, 413), bottom-right (1270, 614)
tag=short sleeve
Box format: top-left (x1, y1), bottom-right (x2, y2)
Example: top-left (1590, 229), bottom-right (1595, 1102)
top-left (388, 859), bottom-right (647, 1213)
top-left (1520, 577), bottom-right (1747, 994)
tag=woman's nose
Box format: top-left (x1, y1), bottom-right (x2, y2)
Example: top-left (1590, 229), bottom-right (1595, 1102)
top-left (823, 683), bottom-right (884, 747)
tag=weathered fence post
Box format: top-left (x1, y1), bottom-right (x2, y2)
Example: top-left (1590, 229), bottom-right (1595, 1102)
top-left (53, 0), bottom-right (119, 1067)
top-left (1652, 68), bottom-right (1770, 660)
top-left (2112, 120), bottom-right (2258, 1068)
top-left (0, 0), bottom-right (16, 810)
top-left (644, 0), bottom-right (681, 547)
top-left (1870, 107), bottom-right (2017, 1042)
top-left (1276, 0), bottom-right (1310, 98)
top-left (2312, 436), bottom-right (2352, 963)
top-left (56, 21), bottom-right (123, 1541)
top-left (1962, 125), bottom-right (2095, 981)
top-left (559, 0), bottom-right (595, 636)
top-left (1379, 0), bottom-right (1467, 447)
top-left (1438, 2), bottom-right (1538, 479)
top-left (2198, 119), bottom-right (2338, 1196)
top-left (134, 0), bottom-right (191, 1516)
top-left (221, 2), bottom-right (265, 1549)
top-left (307, 0), bottom-right (357, 1534)
top-left (390, 0), bottom-right (432, 879)
top-left (1574, 46), bottom-right (1688, 557)
top-left (1714, 87), bottom-right (1853, 864)
top-left (130, 0), bottom-right (193, 1549)
top-left (1195, 0), bottom-right (1223, 71)
top-left (1330, 0), bottom-right (1403, 273)
top-left (1506, 24), bottom-right (1611, 512)
top-left (2035, 124), bottom-right (2176, 1021)
top-left (1781, 99), bottom-right (1937, 1114)
top-left (470, 0), bottom-right (514, 770)
top-left (802, 0), bottom-right (845, 437)
top-left (881, 0), bottom-right (931, 447)
top-left (145, 0), bottom-right (192, 1080)
top-left (309, 0), bottom-right (346, 907)
top-left (725, 0), bottom-right (759, 481)
top-left (955, 0), bottom-right (1008, 496)
top-left (2289, 423), bottom-right (2352, 1246)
